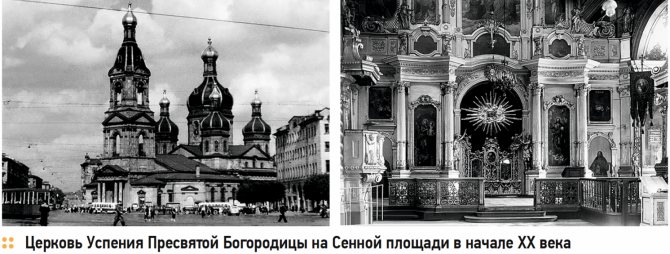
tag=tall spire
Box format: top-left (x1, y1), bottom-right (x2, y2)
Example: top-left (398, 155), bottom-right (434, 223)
top-left (122, 2), bottom-right (137, 42)
top-left (251, 89), bottom-right (262, 116)
top-left (159, 90), bottom-right (170, 116)
top-left (201, 37), bottom-right (219, 77)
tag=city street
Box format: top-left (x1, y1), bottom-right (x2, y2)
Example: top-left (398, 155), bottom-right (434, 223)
top-left (3, 210), bottom-right (328, 226)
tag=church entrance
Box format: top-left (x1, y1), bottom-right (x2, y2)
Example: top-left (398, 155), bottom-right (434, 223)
top-left (456, 81), bottom-right (529, 196)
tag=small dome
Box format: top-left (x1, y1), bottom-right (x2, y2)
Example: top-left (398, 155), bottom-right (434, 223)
top-left (242, 118), bottom-right (271, 137)
top-left (159, 90), bottom-right (170, 108)
top-left (156, 117), bottom-right (179, 140)
top-left (201, 38), bottom-right (218, 60)
top-left (201, 111), bottom-right (231, 132)
top-left (122, 4), bottom-right (137, 26)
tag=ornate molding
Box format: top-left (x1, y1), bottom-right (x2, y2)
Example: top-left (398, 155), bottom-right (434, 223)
top-left (588, 131), bottom-right (617, 149)
top-left (449, 0), bottom-right (456, 17)
top-left (410, 95), bottom-right (441, 109)
top-left (544, 95), bottom-right (575, 110)
top-left (538, 70), bottom-right (583, 78)
top-left (589, 74), bottom-right (619, 80)
top-left (617, 85), bottom-right (630, 97)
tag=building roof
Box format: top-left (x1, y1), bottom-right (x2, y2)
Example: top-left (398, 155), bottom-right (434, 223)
top-left (155, 154), bottom-right (216, 173)
top-left (131, 172), bottom-right (243, 185)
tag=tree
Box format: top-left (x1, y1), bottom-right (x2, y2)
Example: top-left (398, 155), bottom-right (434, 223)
top-left (236, 180), bottom-right (285, 204)
top-left (303, 174), bottom-right (329, 204)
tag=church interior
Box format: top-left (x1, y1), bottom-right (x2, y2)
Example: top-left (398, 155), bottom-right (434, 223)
top-left (341, 0), bottom-right (668, 225)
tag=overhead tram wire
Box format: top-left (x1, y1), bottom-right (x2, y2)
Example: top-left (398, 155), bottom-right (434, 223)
top-left (13, 0), bottom-right (328, 34)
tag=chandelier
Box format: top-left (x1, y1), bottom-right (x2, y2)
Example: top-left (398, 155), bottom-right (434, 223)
top-left (482, 11), bottom-right (502, 48)
top-left (485, 61), bottom-right (519, 91)
top-left (462, 92), bottom-right (521, 135)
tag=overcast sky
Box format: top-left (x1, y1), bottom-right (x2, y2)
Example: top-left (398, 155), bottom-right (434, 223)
top-left (2, 0), bottom-right (329, 192)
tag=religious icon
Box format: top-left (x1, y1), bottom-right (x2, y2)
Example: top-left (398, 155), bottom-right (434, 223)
top-left (548, 106), bottom-right (569, 166)
top-left (414, 105), bottom-right (437, 166)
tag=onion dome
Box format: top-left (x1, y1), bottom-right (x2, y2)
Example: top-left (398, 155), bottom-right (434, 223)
top-left (201, 38), bottom-right (218, 60)
top-left (122, 3), bottom-right (137, 27)
top-left (108, 3), bottom-right (150, 76)
top-left (155, 90), bottom-right (179, 141)
top-left (200, 89), bottom-right (231, 137)
top-left (187, 38), bottom-right (233, 119)
top-left (242, 90), bottom-right (271, 141)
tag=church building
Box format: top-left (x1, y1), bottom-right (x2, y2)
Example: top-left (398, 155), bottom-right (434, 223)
top-left (81, 5), bottom-right (275, 209)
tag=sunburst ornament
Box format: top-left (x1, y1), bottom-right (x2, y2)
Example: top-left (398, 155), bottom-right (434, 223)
top-left (462, 92), bottom-right (521, 135)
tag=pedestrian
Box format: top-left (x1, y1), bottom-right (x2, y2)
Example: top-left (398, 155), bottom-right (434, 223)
top-left (113, 204), bottom-right (126, 226)
top-left (144, 206), bottom-right (149, 222)
top-left (39, 201), bottom-right (50, 226)
top-left (171, 208), bottom-right (177, 222)
top-left (277, 204), bottom-right (288, 223)
top-left (150, 206), bottom-right (156, 221)
top-left (201, 206), bottom-right (206, 219)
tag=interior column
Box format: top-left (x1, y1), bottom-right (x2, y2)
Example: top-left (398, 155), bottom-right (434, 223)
top-left (576, 83), bottom-right (590, 174)
top-left (443, 82), bottom-right (458, 177)
top-left (97, 183), bottom-right (101, 203)
top-left (396, 81), bottom-right (408, 175)
top-left (531, 83), bottom-right (544, 171)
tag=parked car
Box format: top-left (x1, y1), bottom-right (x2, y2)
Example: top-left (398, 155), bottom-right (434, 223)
top-left (183, 206), bottom-right (198, 214)
top-left (240, 206), bottom-right (256, 215)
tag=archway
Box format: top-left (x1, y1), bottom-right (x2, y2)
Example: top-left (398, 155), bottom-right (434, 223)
top-left (458, 81), bottom-right (525, 195)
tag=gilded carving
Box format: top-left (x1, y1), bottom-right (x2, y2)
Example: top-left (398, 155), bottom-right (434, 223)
top-left (402, 67), bottom-right (449, 76)
top-left (544, 95), bottom-right (575, 109)
top-left (587, 131), bottom-right (616, 149)
top-left (371, 39), bottom-right (386, 53)
top-left (410, 95), bottom-right (441, 109)
top-left (538, 70), bottom-right (582, 78)
top-left (592, 44), bottom-right (607, 57)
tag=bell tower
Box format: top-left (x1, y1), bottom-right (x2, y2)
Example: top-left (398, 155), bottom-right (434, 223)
top-left (101, 4), bottom-right (156, 165)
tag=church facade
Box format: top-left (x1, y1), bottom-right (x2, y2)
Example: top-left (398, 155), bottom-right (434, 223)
top-left (341, 0), bottom-right (667, 224)
top-left (80, 6), bottom-right (275, 209)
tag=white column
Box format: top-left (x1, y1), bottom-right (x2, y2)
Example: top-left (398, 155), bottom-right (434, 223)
top-left (396, 82), bottom-right (409, 175)
top-left (113, 182), bottom-right (118, 203)
top-left (97, 183), bottom-right (101, 202)
top-left (576, 83), bottom-right (589, 173)
top-left (443, 82), bottom-right (459, 177)
top-left (531, 83), bottom-right (544, 171)
top-left (101, 182), bottom-right (106, 203)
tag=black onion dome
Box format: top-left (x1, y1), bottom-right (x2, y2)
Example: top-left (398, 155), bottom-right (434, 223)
top-left (242, 118), bottom-right (271, 139)
top-left (201, 111), bottom-right (231, 136)
top-left (155, 91), bottom-right (179, 141)
top-left (187, 38), bottom-right (233, 118)
top-left (186, 80), bottom-right (233, 116)
top-left (242, 90), bottom-right (271, 141)
top-left (156, 117), bottom-right (179, 140)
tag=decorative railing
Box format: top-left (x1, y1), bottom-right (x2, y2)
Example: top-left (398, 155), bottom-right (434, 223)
top-left (389, 178), bottom-right (484, 210)
top-left (534, 177), bottom-right (641, 218)
top-left (580, 178), bottom-right (641, 215)
top-left (534, 178), bottom-right (581, 211)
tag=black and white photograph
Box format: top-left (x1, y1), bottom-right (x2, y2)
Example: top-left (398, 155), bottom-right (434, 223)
top-left (340, 0), bottom-right (667, 226)
top-left (2, 0), bottom-right (329, 226)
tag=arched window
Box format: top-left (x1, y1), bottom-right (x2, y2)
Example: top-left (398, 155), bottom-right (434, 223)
top-left (220, 187), bottom-right (226, 202)
top-left (260, 163), bottom-right (264, 168)
top-left (138, 134), bottom-right (145, 156)
top-left (112, 134), bottom-right (121, 157)
top-left (193, 121), bottom-right (200, 135)
top-left (265, 144), bottom-right (269, 153)
top-left (162, 144), bottom-right (167, 154)
top-left (223, 140), bottom-right (228, 152)
top-left (115, 85), bottom-right (122, 105)
top-left (253, 158), bottom-right (257, 168)
top-left (137, 87), bottom-right (144, 105)
top-left (210, 187), bottom-right (215, 202)
top-left (214, 141), bottom-right (219, 152)
top-left (244, 162), bottom-right (249, 168)
top-left (204, 140), bottom-right (209, 153)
